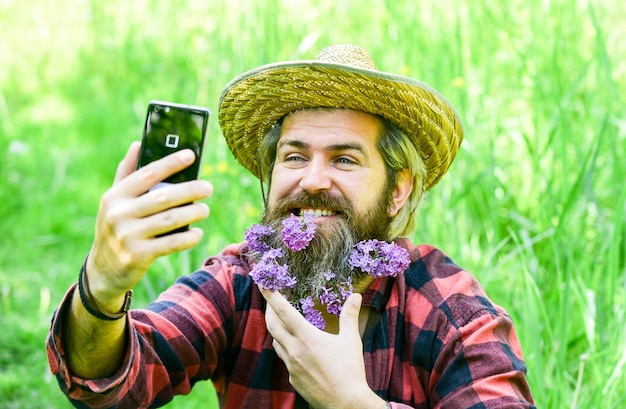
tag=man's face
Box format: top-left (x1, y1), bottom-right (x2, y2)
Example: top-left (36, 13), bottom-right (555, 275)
top-left (260, 109), bottom-right (399, 298)
top-left (266, 109), bottom-right (394, 234)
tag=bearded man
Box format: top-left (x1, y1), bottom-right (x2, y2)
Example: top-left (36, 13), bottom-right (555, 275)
top-left (46, 45), bottom-right (536, 408)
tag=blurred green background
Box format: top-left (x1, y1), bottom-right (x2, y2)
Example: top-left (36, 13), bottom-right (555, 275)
top-left (1, 0), bottom-right (625, 408)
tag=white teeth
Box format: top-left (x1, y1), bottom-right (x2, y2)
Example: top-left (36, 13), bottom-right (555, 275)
top-left (301, 208), bottom-right (336, 217)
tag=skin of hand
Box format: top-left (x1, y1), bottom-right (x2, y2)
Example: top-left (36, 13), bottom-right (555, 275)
top-left (64, 141), bottom-right (213, 378)
top-left (87, 141), bottom-right (213, 303)
top-left (260, 286), bottom-right (388, 409)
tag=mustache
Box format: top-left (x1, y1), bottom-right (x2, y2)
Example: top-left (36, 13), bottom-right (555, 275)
top-left (265, 191), bottom-right (354, 219)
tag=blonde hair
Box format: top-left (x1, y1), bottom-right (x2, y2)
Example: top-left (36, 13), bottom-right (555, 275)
top-left (377, 116), bottom-right (426, 237)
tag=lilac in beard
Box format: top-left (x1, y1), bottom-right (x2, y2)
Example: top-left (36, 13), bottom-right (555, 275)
top-left (320, 288), bottom-right (342, 316)
top-left (261, 193), bottom-right (359, 301)
top-left (349, 239), bottom-right (410, 278)
top-left (244, 224), bottom-right (275, 254)
top-left (319, 274), bottom-right (353, 316)
top-left (281, 213), bottom-right (317, 251)
top-left (339, 277), bottom-right (354, 299)
top-left (383, 242), bottom-right (411, 276)
top-left (255, 189), bottom-right (398, 328)
top-left (249, 248), bottom-right (296, 291)
top-left (300, 296), bottom-right (326, 330)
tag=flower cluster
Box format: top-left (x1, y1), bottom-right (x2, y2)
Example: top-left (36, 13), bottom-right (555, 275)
top-left (299, 296), bottom-right (325, 330)
top-left (248, 248), bottom-right (296, 291)
top-left (281, 214), bottom-right (317, 251)
top-left (245, 215), bottom-right (410, 330)
top-left (319, 271), bottom-right (353, 316)
top-left (244, 223), bottom-right (275, 254)
top-left (349, 239), bottom-right (410, 278)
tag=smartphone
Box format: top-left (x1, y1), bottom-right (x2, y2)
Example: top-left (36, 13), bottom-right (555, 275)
top-left (138, 100), bottom-right (210, 183)
top-left (137, 100), bottom-right (211, 234)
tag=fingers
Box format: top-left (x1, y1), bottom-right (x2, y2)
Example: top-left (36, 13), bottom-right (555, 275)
top-left (262, 294), bottom-right (308, 373)
top-left (136, 202), bottom-right (210, 239)
top-left (108, 143), bottom-right (213, 222)
top-left (152, 226), bottom-right (206, 256)
top-left (264, 302), bottom-right (292, 342)
top-left (98, 189), bottom-right (211, 256)
top-left (114, 141), bottom-right (142, 185)
top-left (112, 148), bottom-right (197, 198)
top-left (125, 180), bottom-right (213, 219)
top-left (260, 287), bottom-right (308, 334)
top-left (261, 286), bottom-right (364, 338)
top-left (339, 293), bottom-right (362, 336)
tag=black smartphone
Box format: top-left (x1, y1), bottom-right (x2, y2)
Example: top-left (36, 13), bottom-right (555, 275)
top-left (137, 100), bottom-right (211, 234)
top-left (138, 100), bottom-right (210, 183)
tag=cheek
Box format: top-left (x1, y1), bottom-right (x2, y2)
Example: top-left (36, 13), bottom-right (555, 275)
top-left (268, 168), bottom-right (296, 201)
top-left (343, 185), bottom-right (379, 213)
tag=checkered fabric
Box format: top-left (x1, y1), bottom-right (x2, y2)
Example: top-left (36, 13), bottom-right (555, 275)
top-left (47, 239), bottom-right (535, 408)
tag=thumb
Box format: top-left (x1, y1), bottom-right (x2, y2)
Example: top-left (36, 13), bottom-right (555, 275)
top-left (114, 141), bottom-right (141, 184)
top-left (339, 293), bottom-right (362, 335)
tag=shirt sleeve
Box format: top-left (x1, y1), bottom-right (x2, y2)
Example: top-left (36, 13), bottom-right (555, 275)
top-left (46, 250), bottom-right (244, 408)
top-left (430, 301), bottom-right (535, 408)
top-left (46, 284), bottom-right (145, 408)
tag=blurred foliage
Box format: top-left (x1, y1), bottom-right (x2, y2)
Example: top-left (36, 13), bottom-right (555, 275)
top-left (0, 0), bottom-right (625, 407)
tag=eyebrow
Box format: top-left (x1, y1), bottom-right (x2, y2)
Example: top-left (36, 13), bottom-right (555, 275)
top-left (277, 139), bottom-right (367, 155)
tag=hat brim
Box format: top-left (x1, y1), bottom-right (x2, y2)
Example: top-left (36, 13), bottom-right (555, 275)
top-left (218, 60), bottom-right (463, 191)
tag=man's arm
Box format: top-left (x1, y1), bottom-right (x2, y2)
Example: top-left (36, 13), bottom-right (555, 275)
top-left (63, 275), bottom-right (129, 379)
top-left (60, 141), bottom-right (213, 379)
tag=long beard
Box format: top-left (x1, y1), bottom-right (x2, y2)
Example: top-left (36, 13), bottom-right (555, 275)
top-left (259, 190), bottom-right (393, 302)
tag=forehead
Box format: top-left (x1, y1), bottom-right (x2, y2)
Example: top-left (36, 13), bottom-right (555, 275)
top-left (279, 109), bottom-right (383, 146)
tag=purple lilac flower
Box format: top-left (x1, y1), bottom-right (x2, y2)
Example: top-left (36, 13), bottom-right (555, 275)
top-left (320, 278), bottom-right (353, 317)
top-left (349, 239), bottom-right (410, 278)
top-left (300, 296), bottom-right (326, 330)
top-left (339, 278), bottom-right (354, 299)
top-left (249, 248), bottom-right (296, 291)
top-left (323, 270), bottom-right (335, 281)
top-left (281, 214), bottom-right (317, 251)
top-left (320, 287), bottom-right (342, 316)
top-left (244, 223), bottom-right (275, 254)
top-left (383, 243), bottom-right (411, 276)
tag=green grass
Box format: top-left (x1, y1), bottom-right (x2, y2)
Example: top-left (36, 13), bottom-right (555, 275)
top-left (1, 0), bottom-right (625, 407)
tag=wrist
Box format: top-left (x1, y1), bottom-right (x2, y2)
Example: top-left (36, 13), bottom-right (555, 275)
top-left (78, 254), bottom-right (132, 321)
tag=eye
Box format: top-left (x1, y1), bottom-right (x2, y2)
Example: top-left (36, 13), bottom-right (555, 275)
top-left (335, 156), bottom-right (357, 165)
top-left (285, 154), bottom-right (306, 162)
top-left (279, 153), bottom-right (308, 168)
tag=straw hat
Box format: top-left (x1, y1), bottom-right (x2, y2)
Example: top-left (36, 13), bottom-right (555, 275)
top-left (218, 44), bottom-right (463, 191)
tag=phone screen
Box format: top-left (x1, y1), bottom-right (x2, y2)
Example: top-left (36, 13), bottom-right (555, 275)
top-left (137, 101), bottom-right (210, 184)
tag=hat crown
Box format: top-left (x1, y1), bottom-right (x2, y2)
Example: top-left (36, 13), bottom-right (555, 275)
top-left (316, 44), bottom-right (378, 70)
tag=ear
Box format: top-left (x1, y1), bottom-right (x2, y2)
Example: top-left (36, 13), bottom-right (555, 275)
top-left (388, 170), bottom-right (413, 217)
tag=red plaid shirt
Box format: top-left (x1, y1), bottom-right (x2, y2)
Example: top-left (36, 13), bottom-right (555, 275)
top-left (47, 239), bottom-right (535, 408)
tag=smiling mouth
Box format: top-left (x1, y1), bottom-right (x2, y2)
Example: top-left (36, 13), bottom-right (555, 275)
top-left (295, 208), bottom-right (339, 217)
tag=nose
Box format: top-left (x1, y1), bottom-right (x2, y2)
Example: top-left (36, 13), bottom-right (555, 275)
top-left (298, 159), bottom-right (332, 193)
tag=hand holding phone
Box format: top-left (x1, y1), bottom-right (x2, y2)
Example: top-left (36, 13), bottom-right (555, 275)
top-left (137, 101), bottom-right (211, 234)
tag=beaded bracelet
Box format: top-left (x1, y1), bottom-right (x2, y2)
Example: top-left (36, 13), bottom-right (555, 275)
top-left (78, 256), bottom-right (132, 321)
